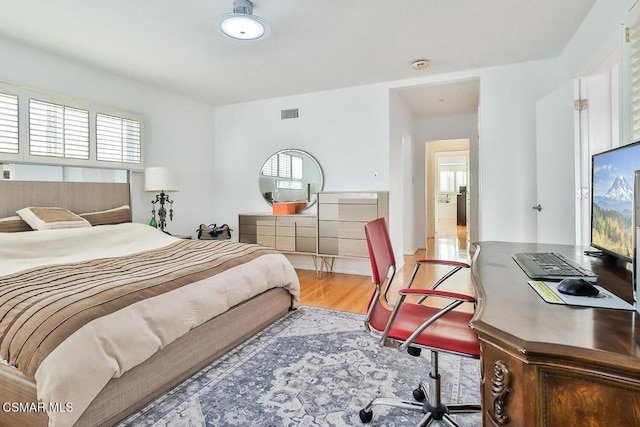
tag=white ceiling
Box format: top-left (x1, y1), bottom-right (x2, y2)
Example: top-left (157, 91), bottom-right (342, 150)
top-left (0, 1), bottom-right (595, 116)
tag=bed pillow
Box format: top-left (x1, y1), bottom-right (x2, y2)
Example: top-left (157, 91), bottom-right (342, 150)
top-left (0, 215), bottom-right (32, 232)
top-left (79, 205), bottom-right (132, 226)
top-left (16, 207), bottom-right (92, 231)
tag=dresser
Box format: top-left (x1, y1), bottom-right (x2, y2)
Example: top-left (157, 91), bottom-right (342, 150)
top-left (317, 191), bottom-right (389, 258)
top-left (238, 213), bottom-right (317, 253)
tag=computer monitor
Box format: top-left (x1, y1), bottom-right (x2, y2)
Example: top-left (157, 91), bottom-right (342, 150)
top-left (591, 140), bottom-right (640, 262)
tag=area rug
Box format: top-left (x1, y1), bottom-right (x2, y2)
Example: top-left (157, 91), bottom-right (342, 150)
top-left (118, 306), bottom-right (481, 427)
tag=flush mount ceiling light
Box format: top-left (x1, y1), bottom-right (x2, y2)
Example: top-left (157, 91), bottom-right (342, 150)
top-left (216, 0), bottom-right (271, 41)
top-left (411, 59), bottom-right (430, 71)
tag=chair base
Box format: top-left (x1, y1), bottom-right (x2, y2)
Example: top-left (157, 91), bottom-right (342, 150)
top-left (359, 354), bottom-right (480, 427)
top-left (359, 392), bottom-right (480, 427)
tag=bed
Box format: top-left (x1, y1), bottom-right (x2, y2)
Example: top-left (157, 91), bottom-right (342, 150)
top-left (0, 180), bottom-right (300, 427)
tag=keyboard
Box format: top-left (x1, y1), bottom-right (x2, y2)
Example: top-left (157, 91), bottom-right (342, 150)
top-left (512, 252), bottom-right (597, 281)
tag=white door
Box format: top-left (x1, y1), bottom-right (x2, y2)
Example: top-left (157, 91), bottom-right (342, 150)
top-left (535, 82), bottom-right (577, 244)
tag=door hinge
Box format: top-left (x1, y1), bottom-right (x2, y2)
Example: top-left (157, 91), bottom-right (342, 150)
top-left (574, 99), bottom-right (589, 111)
top-left (576, 187), bottom-right (589, 200)
top-left (626, 26), bottom-right (630, 43)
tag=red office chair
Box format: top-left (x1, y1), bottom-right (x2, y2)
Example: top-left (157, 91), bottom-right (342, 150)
top-left (360, 218), bottom-right (480, 427)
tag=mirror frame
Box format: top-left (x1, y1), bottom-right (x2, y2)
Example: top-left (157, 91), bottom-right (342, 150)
top-left (258, 149), bottom-right (324, 210)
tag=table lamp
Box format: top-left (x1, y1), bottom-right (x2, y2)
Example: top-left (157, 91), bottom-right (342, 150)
top-left (144, 167), bottom-right (179, 232)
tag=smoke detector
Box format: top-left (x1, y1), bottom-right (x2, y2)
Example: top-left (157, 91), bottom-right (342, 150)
top-left (411, 59), bottom-right (430, 71)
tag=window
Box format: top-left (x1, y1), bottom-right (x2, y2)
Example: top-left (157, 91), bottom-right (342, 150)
top-left (261, 154), bottom-right (278, 177)
top-left (261, 152), bottom-right (303, 179)
top-left (29, 99), bottom-right (89, 159)
top-left (0, 92), bottom-right (18, 155)
top-left (0, 81), bottom-right (144, 170)
top-left (277, 152), bottom-right (291, 178)
top-left (96, 113), bottom-right (141, 164)
top-left (439, 171), bottom-right (455, 193)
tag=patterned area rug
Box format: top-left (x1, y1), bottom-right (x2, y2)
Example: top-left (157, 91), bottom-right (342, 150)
top-left (119, 306), bottom-right (481, 427)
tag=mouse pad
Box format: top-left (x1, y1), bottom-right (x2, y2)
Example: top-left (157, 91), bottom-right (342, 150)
top-left (528, 281), bottom-right (635, 310)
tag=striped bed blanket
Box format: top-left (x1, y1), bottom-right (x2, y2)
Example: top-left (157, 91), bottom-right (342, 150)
top-left (0, 223), bottom-right (300, 426)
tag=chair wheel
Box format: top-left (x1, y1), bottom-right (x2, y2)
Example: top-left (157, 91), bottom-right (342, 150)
top-left (359, 408), bottom-right (373, 423)
top-left (413, 387), bottom-right (426, 402)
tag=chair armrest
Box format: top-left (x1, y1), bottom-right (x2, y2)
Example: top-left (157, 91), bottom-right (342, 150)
top-left (398, 288), bottom-right (475, 303)
top-left (415, 259), bottom-right (470, 268)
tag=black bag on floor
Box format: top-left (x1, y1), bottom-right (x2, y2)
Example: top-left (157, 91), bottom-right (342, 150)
top-left (197, 223), bottom-right (232, 240)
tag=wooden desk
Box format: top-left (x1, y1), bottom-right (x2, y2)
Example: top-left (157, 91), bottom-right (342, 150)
top-left (470, 241), bottom-right (640, 426)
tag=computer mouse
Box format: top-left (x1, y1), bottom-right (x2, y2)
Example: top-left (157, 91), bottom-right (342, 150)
top-left (556, 278), bottom-right (599, 297)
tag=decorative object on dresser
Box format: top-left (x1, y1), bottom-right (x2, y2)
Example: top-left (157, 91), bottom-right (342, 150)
top-left (144, 166), bottom-right (179, 232)
top-left (258, 149), bottom-right (324, 210)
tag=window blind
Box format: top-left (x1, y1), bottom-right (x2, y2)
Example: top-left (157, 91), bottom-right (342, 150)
top-left (96, 113), bottom-right (141, 164)
top-left (0, 93), bottom-right (18, 155)
top-left (278, 152), bottom-right (291, 178)
top-left (291, 155), bottom-right (303, 180)
top-left (29, 99), bottom-right (89, 159)
top-left (262, 154), bottom-right (278, 176)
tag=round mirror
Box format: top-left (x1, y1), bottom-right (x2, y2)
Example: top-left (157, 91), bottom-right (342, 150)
top-left (258, 149), bottom-right (324, 210)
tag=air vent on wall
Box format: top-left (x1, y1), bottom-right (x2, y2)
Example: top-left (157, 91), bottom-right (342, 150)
top-left (281, 108), bottom-right (299, 120)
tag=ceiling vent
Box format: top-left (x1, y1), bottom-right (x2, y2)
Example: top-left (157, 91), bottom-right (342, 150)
top-left (281, 108), bottom-right (299, 120)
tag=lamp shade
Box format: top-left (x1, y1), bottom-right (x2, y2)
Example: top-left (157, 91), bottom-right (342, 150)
top-left (144, 167), bottom-right (179, 192)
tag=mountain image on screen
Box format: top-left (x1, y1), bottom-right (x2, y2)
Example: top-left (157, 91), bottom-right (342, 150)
top-left (592, 175), bottom-right (633, 258)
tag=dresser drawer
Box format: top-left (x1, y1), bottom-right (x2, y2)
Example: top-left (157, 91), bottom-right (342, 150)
top-left (296, 237), bottom-right (316, 253)
top-left (338, 196), bottom-right (378, 204)
top-left (276, 236), bottom-right (296, 252)
top-left (295, 216), bottom-right (317, 228)
top-left (318, 203), bottom-right (339, 221)
top-left (338, 221), bottom-right (366, 239)
top-left (276, 224), bottom-right (295, 237)
top-left (338, 204), bottom-right (378, 221)
top-left (257, 221), bottom-right (276, 236)
top-left (319, 237), bottom-right (339, 255)
top-left (339, 238), bottom-right (369, 258)
top-left (319, 192), bottom-right (378, 204)
top-left (319, 220), bottom-right (339, 238)
top-left (239, 234), bottom-right (256, 244)
top-left (297, 226), bottom-right (317, 238)
top-left (240, 224), bottom-right (257, 235)
top-left (257, 235), bottom-right (275, 247)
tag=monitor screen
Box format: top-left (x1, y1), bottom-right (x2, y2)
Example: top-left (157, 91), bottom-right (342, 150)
top-left (591, 140), bottom-right (640, 262)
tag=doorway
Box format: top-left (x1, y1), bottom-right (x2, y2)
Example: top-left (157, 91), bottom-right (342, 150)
top-left (425, 140), bottom-right (470, 251)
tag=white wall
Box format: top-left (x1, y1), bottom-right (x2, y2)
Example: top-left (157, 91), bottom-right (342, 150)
top-left (213, 84), bottom-right (390, 274)
top-left (212, 57), bottom-right (557, 271)
top-left (389, 89), bottom-right (417, 259)
top-left (0, 37), bottom-right (216, 237)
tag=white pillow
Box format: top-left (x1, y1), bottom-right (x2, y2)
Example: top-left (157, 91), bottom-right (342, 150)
top-left (16, 207), bottom-right (92, 231)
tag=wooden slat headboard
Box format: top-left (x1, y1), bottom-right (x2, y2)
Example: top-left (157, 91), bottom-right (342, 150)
top-left (0, 181), bottom-right (131, 218)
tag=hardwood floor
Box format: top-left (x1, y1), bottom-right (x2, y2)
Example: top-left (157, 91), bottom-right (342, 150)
top-left (298, 223), bottom-right (473, 314)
